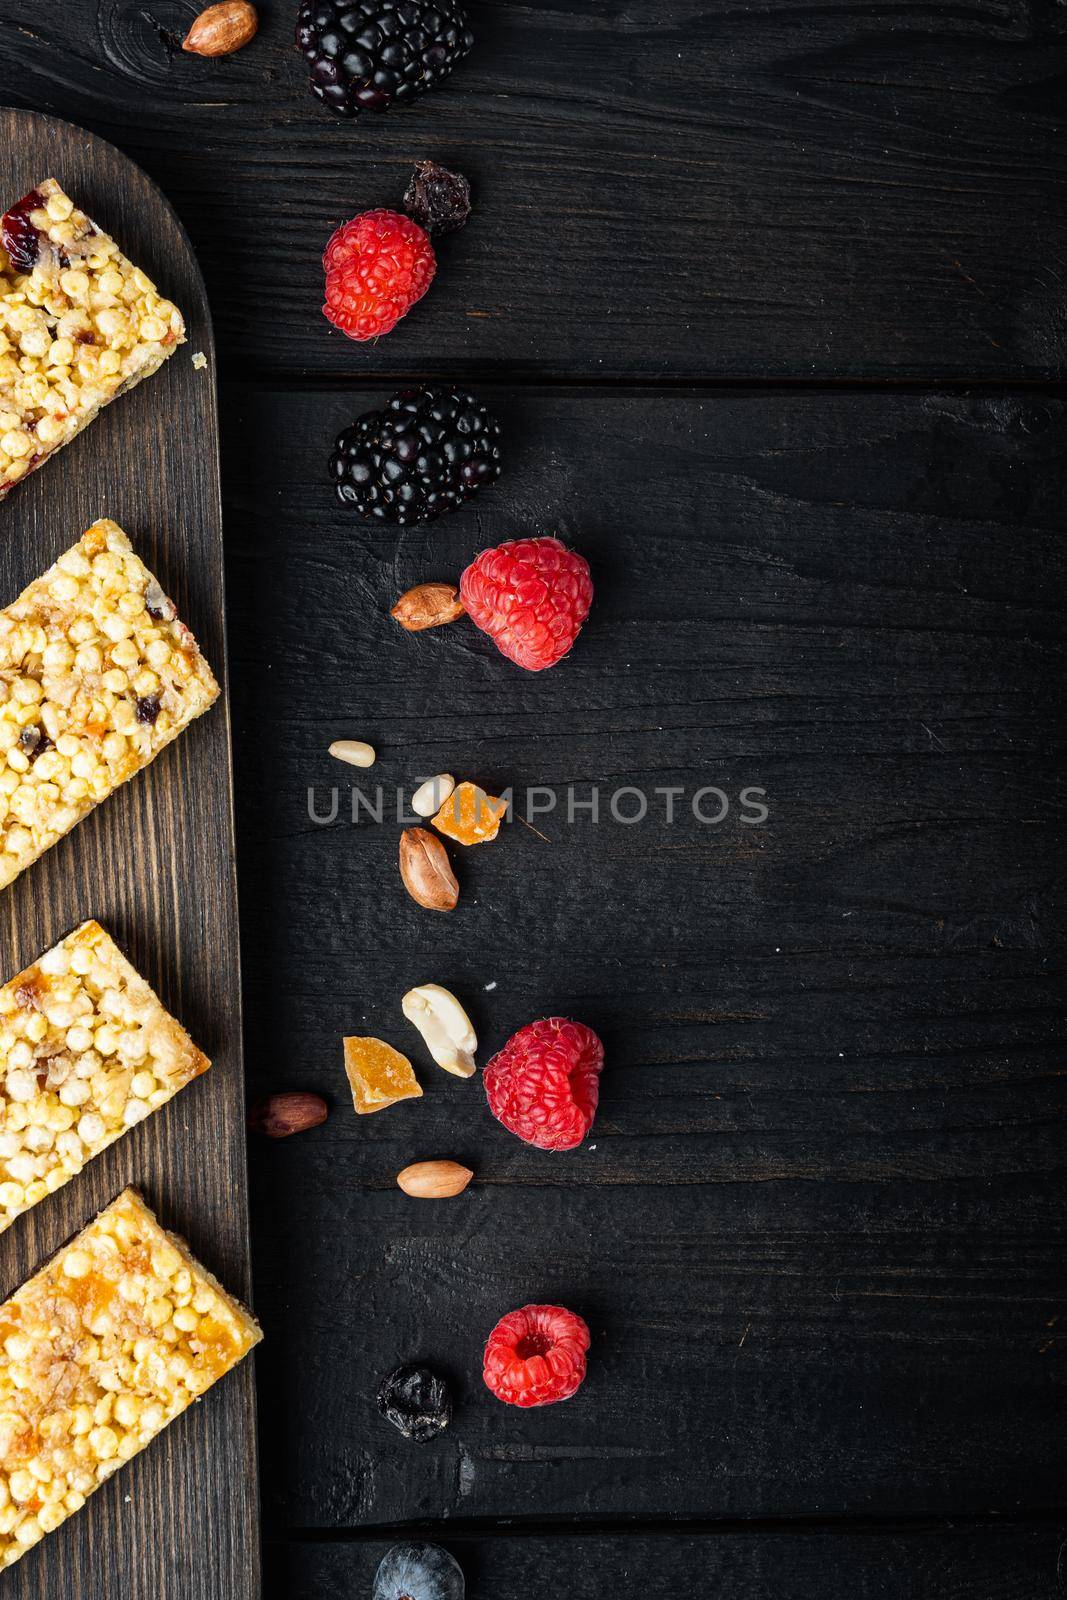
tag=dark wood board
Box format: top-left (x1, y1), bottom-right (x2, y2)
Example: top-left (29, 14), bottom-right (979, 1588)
top-left (223, 387), bottom-right (1065, 1527)
top-left (4, 0), bottom-right (1063, 1588)
top-left (0, 109), bottom-right (259, 1599)
top-left (266, 1524), bottom-right (1067, 1600)
top-left (0, 2), bottom-right (1064, 380)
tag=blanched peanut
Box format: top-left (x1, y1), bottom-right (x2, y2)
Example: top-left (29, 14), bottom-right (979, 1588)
top-left (401, 984), bottom-right (477, 1078)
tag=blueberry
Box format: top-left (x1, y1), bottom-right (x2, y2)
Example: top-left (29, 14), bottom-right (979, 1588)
top-left (373, 1543), bottom-right (464, 1600)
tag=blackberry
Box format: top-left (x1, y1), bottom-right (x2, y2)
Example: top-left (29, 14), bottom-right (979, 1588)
top-left (331, 388), bottom-right (502, 526)
top-left (296, 0), bottom-right (474, 117)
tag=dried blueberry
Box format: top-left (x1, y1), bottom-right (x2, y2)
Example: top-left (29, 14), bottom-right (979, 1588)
top-left (135, 694), bottom-right (161, 725)
top-left (373, 1542), bottom-right (464, 1600)
top-left (376, 1363), bottom-right (451, 1442)
top-left (403, 161), bottom-right (471, 236)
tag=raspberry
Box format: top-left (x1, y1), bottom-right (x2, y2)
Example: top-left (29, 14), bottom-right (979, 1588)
top-left (483, 1303), bottom-right (590, 1407)
top-left (323, 210), bottom-right (435, 342)
top-left (459, 538), bottom-right (593, 672)
top-left (483, 1017), bottom-right (603, 1151)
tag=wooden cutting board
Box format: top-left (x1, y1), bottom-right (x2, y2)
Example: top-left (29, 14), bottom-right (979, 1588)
top-left (0, 108), bottom-right (259, 1599)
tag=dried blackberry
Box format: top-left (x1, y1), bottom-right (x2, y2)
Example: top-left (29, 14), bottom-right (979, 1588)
top-left (377, 1363), bottom-right (452, 1441)
top-left (404, 161), bottom-right (471, 236)
top-left (331, 387), bottom-right (502, 526)
top-left (295, 0), bottom-right (474, 117)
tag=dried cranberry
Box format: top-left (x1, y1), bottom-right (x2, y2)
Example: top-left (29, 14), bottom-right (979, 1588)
top-left (135, 694), bottom-right (161, 725)
top-left (403, 161), bottom-right (471, 237)
top-left (1, 188), bottom-right (46, 274)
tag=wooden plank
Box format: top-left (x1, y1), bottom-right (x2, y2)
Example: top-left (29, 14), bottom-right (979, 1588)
top-left (0, 3), bottom-right (1063, 379)
top-left (0, 110), bottom-right (259, 1599)
top-left (224, 387), bottom-right (1065, 1525)
top-left (267, 1525), bottom-right (1067, 1600)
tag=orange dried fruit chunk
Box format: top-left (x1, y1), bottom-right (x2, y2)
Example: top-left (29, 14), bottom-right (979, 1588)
top-left (431, 781), bottom-right (508, 846)
top-left (343, 1036), bottom-right (423, 1115)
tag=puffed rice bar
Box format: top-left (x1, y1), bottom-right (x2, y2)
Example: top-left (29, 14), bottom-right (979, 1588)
top-left (0, 178), bottom-right (185, 500)
top-left (0, 1187), bottom-right (261, 1568)
top-left (0, 919), bottom-right (210, 1233)
top-left (0, 517), bottom-right (219, 891)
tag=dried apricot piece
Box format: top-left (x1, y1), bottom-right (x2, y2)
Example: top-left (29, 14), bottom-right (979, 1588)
top-left (432, 781), bottom-right (508, 846)
top-left (343, 1036), bottom-right (423, 1115)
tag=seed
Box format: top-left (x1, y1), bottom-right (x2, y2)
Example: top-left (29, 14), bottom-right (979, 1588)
top-left (411, 773), bottom-right (454, 818)
top-left (329, 739), bottom-right (376, 768)
top-left (399, 828), bottom-right (459, 912)
top-left (396, 1159), bottom-right (474, 1198)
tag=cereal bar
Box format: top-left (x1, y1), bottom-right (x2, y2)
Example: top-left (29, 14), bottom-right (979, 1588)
top-left (0, 1188), bottom-right (261, 1568)
top-left (0, 517), bottom-right (219, 891)
top-left (0, 920), bottom-right (210, 1233)
top-left (0, 179), bottom-right (185, 499)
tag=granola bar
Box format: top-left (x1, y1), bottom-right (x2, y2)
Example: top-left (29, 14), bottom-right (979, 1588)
top-left (0, 179), bottom-right (185, 499)
top-left (0, 920), bottom-right (210, 1233)
top-left (0, 1188), bottom-right (261, 1568)
top-left (0, 517), bottom-right (219, 891)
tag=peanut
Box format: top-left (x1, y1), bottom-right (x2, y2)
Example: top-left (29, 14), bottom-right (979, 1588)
top-left (182, 1), bottom-right (259, 55)
top-left (249, 1092), bottom-right (328, 1138)
top-left (391, 583), bottom-right (466, 632)
top-left (401, 984), bottom-right (477, 1077)
top-left (399, 828), bottom-right (459, 911)
top-left (396, 1160), bottom-right (473, 1198)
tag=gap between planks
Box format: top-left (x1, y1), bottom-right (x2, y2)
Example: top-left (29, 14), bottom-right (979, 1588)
top-left (273, 1506), bottom-right (1067, 1543)
top-left (222, 369), bottom-right (1067, 396)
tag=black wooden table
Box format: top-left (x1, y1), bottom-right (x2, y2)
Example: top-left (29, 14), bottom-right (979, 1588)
top-left (1, 3), bottom-right (1064, 1597)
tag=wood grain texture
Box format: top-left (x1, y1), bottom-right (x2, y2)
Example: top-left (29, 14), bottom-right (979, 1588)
top-left (224, 387), bottom-right (1065, 1526)
top-left (0, 109), bottom-right (259, 1600)
top-left (266, 1525), bottom-right (1067, 1600)
top-left (0, 1), bottom-right (1063, 380)
top-left (4, 0), bottom-right (1062, 1585)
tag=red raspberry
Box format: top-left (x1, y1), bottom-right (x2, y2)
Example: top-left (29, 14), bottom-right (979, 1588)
top-left (323, 210), bottom-right (435, 342)
top-left (484, 1017), bottom-right (603, 1151)
top-left (459, 538), bottom-right (593, 672)
top-left (483, 1303), bottom-right (590, 1407)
